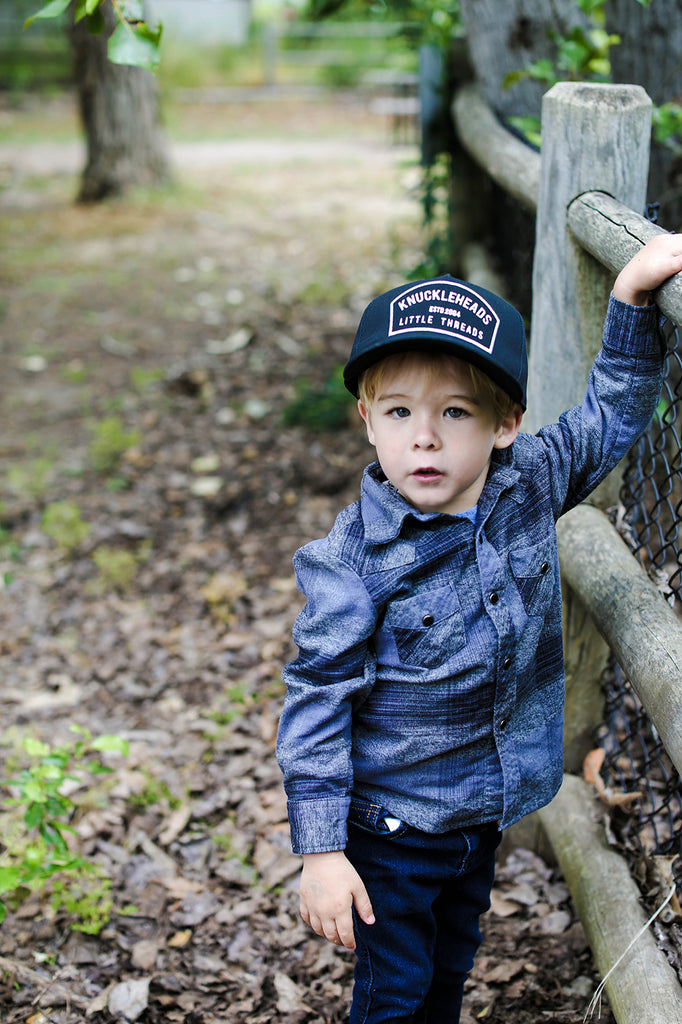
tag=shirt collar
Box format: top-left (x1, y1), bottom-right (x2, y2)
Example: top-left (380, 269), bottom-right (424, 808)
top-left (360, 451), bottom-right (522, 545)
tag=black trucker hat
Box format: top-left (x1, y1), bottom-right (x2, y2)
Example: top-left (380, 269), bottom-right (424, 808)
top-left (343, 274), bottom-right (528, 409)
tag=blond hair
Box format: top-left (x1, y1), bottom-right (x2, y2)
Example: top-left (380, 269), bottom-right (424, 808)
top-left (357, 350), bottom-right (520, 427)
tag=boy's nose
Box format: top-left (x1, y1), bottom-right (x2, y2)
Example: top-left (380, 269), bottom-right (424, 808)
top-left (413, 419), bottom-right (441, 449)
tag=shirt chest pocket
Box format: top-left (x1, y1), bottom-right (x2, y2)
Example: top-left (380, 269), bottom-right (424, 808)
top-left (508, 540), bottom-right (555, 617)
top-left (382, 585), bottom-right (466, 669)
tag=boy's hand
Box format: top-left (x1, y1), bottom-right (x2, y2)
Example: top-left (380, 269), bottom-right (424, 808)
top-left (299, 850), bottom-right (375, 951)
top-left (613, 233), bottom-right (682, 307)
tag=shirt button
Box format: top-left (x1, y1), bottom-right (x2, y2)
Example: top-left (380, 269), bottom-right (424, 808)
top-left (503, 656), bottom-right (512, 670)
top-left (489, 592), bottom-right (499, 605)
top-left (422, 613), bottom-right (434, 627)
top-left (540, 561), bottom-right (549, 575)
top-left (499, 717), bottom-right (509, 730)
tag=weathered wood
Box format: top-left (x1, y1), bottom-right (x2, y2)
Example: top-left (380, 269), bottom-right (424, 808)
top-left (538, 774), bottom-right (682, 1024)
top-left (526, 83), bottom-right (652, 442)
top-left (561, 586), bottom-right (608, 772)
top-left (568, 191), bottom-right (682, 326)
top-left (557, 504), bottom-right (682, 778)
top-left (451, 84), bottom-right (539, 212)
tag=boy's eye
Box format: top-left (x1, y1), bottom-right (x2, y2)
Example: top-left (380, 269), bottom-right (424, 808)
top-left (444, 407), bottom-right (467, 419)
top-left (389, 407), bottom-right (410, 418)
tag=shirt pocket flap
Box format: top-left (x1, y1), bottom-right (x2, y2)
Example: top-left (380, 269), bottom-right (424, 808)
top-left (508, 540), bottom-right (555, 615)
top-left (384, 585), bottom-right (465, 668)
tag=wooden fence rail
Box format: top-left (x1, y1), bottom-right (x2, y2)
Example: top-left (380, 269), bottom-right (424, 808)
top-left (452, 80), bottom-right (682, 1023)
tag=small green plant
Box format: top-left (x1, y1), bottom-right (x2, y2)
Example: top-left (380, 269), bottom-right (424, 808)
top-left (61, 359), bottom-right (90, 384)
top-left (41, 501), bottom-right (90, 551)
top-left (282, 366), bottom-right (354, 432)
top-left (7, 456), bottom-right (55, 501)
top-left (128, 772), bottom-right (182, 811)
top-left (129, 366), bottom-right (164, 393)
top-left (0, 524), bottom-right (21, 587)
top-left (0, 728), bottom-right (129, 931)
top-left (89, 415), bottom-right (141, 474)
top-left (409, 152), bottom-right (455, 279)
top-left (653, 101), bottom-right (682, 154)
top-left (91, 543), bottom-right (148, 592)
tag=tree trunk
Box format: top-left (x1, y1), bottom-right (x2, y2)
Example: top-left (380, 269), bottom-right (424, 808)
top-left (606, 0), bottom-right (682, 228)
top-left (69, 0), bottom-right (170, 202)
top-left (457, 0), bottom-right (582, 120)
top-left (455, 0), bottom-right (682, 304)
top-left (457, 0), bottom-right (682, 228)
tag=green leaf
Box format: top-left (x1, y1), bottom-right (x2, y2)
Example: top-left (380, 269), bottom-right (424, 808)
top-left (91, 734), bottom-right (129, 755)
top-left (24, 0), bottom-right (71, 28)
top-left (24, 802), bottom-right (46, 828)
top-left (0, 867), bottom-right (21, 896)
top-left (23, 781), bottom-right (48, 805)
top-left (23, 737), bottom-right (50, 759)
top-left (87, 9), bottom-right (105, 33)
top-left (587, 57), bottom-right (611, 78)
top-left (108, 19), bottom-right (162, 72)
top-left (119, 0), bottom-right (145, 20)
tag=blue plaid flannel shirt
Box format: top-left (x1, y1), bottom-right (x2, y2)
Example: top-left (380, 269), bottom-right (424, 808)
top-left (277, 296), bottom-right (664, 854)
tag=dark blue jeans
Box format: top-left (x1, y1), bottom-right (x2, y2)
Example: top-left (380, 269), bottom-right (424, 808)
top-left (345, 795), bottom-right (500, 1024)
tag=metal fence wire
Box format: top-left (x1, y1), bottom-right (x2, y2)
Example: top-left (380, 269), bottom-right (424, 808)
top-left (599, 315), bottom-right (682, 881)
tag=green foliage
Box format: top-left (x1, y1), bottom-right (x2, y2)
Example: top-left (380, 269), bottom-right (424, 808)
top-left (25, 0), bottom-right (162, 71)
top-left (89, 415), bottom-right (141, 474)
top-left (7, 456), bottom-right (55, 501)
top-left (306, 0), bottom-right (462, 49)
top-left (0, 728), bottom-right (129, 931)
top-left (0, 524), bottom-right (21, 588)
top-left (41, 501), bottom-right (90, 551)
top-left (503, 0), bottom-right (677, 154)
top-left (408, 152), bottom-right (454, 279)
top-left (91, 544), bottom-right (147, 592)
top-left (282, 367), bottom-right (354, 432)
top-left (129, 366), bottom-right (164, 393)
top-left (653, 101), bottom-right (682, 153)
top-left (502, 0), bottom-right (621, 93)
top-left (128, 772), bottom-right (181, 811)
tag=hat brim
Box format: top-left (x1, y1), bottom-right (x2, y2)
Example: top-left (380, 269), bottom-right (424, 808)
top-left (343, 335), bottom-right (527, 409)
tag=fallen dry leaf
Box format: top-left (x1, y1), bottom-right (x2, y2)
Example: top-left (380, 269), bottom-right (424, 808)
top-left (583, 747), bottom-right (641, 806)
top-left (108, 978), bottom-right (150, 1022)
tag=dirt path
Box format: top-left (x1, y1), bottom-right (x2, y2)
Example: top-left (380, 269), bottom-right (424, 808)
top-left (0, 95), bottom-right (613, 1023)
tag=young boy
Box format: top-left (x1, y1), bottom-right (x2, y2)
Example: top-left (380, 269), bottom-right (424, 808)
top-left (277, 235), bottom-right (682, 1023)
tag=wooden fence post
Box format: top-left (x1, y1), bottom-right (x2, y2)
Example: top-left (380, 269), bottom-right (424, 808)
top-left (527, 82), bottom-right (652, 445)
top-left (528, 82), bottom-right (653, 771)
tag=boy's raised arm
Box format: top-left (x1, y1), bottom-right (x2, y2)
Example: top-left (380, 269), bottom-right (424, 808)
top-left (613, 233), bottom-right (682, 307)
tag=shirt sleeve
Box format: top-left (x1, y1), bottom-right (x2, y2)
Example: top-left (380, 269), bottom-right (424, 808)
top-left (535, 294), bottom-right (665, 518)
top-left (276, 537), bottom-right (378, 854)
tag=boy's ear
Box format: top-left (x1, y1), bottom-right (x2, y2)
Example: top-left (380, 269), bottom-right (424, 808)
top-left (493, 407), bottom-right (523, 450)
top-left (358, 400), bottom-right (376, 446)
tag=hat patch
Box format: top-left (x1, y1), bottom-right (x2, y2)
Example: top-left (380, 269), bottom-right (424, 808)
top-left (388, 281), bottom-right (500, 353)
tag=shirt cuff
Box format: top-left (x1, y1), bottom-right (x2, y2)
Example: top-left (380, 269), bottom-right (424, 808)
top-left (604, 292), bottom-right (663, 362)
top-left (287, 795), bottom-right (350, 855)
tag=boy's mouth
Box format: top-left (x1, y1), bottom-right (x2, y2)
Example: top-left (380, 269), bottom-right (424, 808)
top-left (413, 467), bottom-right (442, 480)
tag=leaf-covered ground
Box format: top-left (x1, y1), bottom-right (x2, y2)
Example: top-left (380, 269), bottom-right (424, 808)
top-left (0, 92), bottom-right (614, 1023)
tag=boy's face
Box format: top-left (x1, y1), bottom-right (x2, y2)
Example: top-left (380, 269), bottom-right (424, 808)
top-left (358, 353), bottom-right (522, 517)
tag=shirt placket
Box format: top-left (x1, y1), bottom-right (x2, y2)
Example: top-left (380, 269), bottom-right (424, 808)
top-left (475, 526), bottom-right (520, 822)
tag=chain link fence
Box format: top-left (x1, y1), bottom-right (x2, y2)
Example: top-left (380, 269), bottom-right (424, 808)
top-left (600, 316), bottom-right (682, 891)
